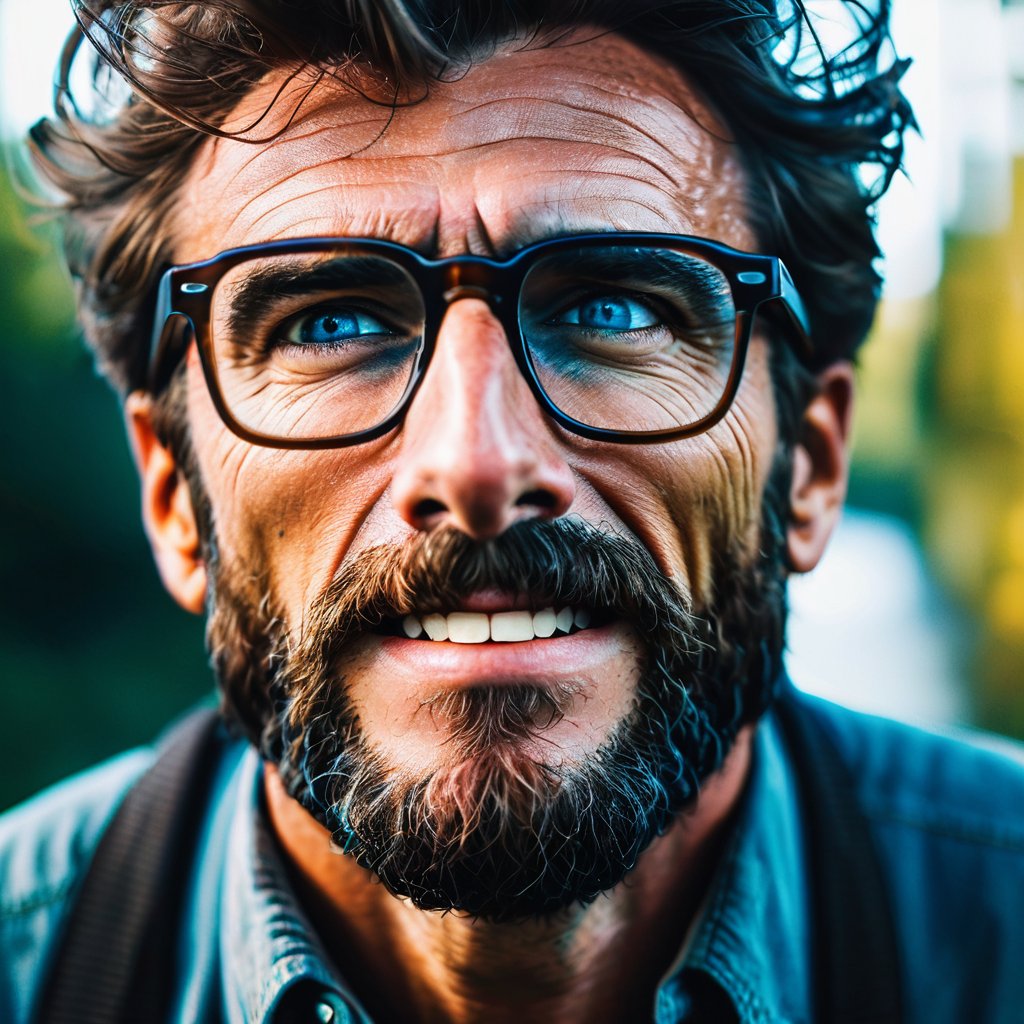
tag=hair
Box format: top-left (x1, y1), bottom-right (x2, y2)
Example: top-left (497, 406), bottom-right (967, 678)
top-left (29, 0), bottom-right (913, 406)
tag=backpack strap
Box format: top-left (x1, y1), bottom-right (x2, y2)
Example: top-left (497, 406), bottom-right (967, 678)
top-left (37, 705), bottom-right (226, 1024)
top-left (774, 688), bottom-right (904, 1023)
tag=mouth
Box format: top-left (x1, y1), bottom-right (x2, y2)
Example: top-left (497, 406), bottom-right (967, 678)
top-left (377, 605), bottom-right (607, 643)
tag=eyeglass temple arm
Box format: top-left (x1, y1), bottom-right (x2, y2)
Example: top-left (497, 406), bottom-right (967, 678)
top-left (147, 269), bottom-right (196, 394)
top-left (777, 262), bottom-right (814, 359)
top-left (148, 270), bottom-right (173, 374)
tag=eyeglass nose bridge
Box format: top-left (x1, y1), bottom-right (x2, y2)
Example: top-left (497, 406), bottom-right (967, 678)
top-left (436, 258), bottom-right (513, 312)
top-left (431, 257), bottom-right (523, 355)
top-left (442, 283), bottom-right (493, 305)
top-left (418, 256), bottom-right (546, 425)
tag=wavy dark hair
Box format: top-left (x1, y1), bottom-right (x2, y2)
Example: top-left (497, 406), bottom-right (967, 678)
top-left (29, 0), bottom-right (913, 399)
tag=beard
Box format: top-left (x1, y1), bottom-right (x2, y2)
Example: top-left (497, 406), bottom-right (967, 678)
top-left (204, 482), bottom-right (790, 923)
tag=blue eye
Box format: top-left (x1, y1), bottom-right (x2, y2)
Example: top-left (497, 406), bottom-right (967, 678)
top-left (556, 295), bottom-right (659, 331)
top-left (285, 307), bottom-right (391, 346)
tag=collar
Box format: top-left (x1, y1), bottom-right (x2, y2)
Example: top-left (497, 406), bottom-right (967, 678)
top-left (660, 708), bottom-right (811, 1024)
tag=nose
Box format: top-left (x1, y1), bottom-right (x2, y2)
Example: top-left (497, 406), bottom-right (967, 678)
top-left (391, 298), bottom-right (576, 539)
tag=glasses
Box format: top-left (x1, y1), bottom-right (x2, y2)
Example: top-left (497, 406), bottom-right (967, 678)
top-left (149, 233), bottom-right (811, 449)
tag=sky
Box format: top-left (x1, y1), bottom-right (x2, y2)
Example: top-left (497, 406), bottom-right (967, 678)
top-left (0, 0), bottom-right (71, 137)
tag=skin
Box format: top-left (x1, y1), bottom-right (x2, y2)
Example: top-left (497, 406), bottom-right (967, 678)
top-left (126, 31), bottom-right (853, 1024)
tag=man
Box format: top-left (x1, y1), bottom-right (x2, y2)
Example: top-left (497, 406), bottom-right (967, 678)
top-left (3, 1), bottom-right (1023, 1021)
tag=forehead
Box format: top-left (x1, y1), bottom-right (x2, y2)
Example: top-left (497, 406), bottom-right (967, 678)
top-left (176, 32), bottom-right (754, 260)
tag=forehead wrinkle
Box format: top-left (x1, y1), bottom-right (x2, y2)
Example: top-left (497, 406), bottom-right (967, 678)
top-left (186, 124), bottom-right (423, 239)
top-left (203, 142), bottom-right (722, 255)
top-left (278, 63), bottom-right (719, 167)
top-left (435, 98), bottom-right (687, 172)
top-left (573, 77), bottom-right (727, 148)
top-left (445, 134), bottom-right (685, 195)
top-left (221, 77), bottom-right (396, 152)
top-left (279, 200), bottom-right (440, 248)
top-left (237, 178), bottom-right (441, 241)
top-left (189, 157), bottom-right (445, 252)
top-left (222, 153), bottom-right (401, 221)
top-left (215, 168), bottom-right (326, 239)
top-left (425, 49), bottom-right (727, 151)
top-left (486, 182), bottom-right (735, 252)
top-left (547, 166), bottom-right (701, 210)
top-left (180, 32), bottom-right (752, 261)
top-left (192, 129), bottom-right (316, 206)
top-left (199, 29), bottom-right (731, 169)
top-left (453, 145), bottom-right (703, 239)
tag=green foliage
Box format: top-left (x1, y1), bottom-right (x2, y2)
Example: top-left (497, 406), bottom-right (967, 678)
top-left (0, 168), bottom-right (210, 812)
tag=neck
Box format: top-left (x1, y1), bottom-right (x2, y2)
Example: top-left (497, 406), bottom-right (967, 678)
top-left (264, 728), bottom-right (752, 1024)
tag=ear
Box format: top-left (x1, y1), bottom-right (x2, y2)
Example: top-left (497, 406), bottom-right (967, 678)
top-left (124, 391), bottom-right (207, 614)
top-left (786, 362), bottom-right (855, 574)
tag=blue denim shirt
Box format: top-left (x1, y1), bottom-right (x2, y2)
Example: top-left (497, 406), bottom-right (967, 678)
top-left (2, 693), bottom-right (1023, 1023)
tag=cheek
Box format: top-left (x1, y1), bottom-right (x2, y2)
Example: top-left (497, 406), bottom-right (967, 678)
top-left (570, 343), bottom-right (777, 607)
top-left (185, 358), bottom-right (395, 616)
top-left (705, 350), bottom-right (777, 539)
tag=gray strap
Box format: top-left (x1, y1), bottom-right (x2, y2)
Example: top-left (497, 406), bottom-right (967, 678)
top-left (37, 706), bottom-right (224, 1024)
top-left (774, 690), bottom-right (904, 1023)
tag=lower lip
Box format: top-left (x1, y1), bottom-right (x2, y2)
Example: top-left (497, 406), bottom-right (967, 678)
top-left (374, 622), bottom-right (630, 686)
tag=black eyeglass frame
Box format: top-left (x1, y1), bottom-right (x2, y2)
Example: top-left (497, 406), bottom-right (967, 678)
top-left (149, 232), bottom-right (812, 449)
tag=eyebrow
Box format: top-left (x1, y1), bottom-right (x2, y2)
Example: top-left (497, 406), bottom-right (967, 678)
top-left (536, 248), bottom-right (732, 316)
top-left (221, 257), bottom-right (416, 341)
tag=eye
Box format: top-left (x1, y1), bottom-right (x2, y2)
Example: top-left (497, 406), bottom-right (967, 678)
top-left (281, 305), bottom-right (393, 346)
top-left (554, 295), bottom-right (659, 332)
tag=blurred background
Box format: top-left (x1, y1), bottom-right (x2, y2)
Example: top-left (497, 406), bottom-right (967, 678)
top-left (1, 0), bottom-right (1023, 811)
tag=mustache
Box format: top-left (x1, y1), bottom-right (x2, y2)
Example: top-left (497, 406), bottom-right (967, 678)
top-left (296, 515), bottom-right (702, 653)
top-left (209, 515), bottom-right (708, 758)
top-left (277, 516), bottom-right (710, 747)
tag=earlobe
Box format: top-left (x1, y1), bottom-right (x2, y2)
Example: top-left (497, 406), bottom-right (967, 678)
top-left (786, 363), bottom-right (855, 574)
top-left (124, 391), bottom-right (207, 614)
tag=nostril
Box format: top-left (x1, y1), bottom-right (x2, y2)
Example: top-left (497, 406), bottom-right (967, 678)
top-left (412, 497), bottom-right (447, 521)
top-left (516, 489), bottom-right (558, 511)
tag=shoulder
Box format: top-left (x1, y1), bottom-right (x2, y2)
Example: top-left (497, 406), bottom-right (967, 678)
top-left (0, 749), bottom-right (153, 1024)
top-left (801, 693), bottom-right (1024, 845)
top-left (794, 693), bottom-right (1024, 1023)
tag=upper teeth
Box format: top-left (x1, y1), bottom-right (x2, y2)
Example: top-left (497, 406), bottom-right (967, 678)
top-left (400, 606), bottom-right (591, 643)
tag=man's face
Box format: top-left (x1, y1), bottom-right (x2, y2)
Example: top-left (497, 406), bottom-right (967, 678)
top-left (168, 32), bottom-right (785, 916)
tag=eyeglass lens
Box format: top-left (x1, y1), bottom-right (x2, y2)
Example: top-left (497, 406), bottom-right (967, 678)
top-left (519, 246), bottom-right (736, 433)
top-left (207, 245), bottom-right (739, 442)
